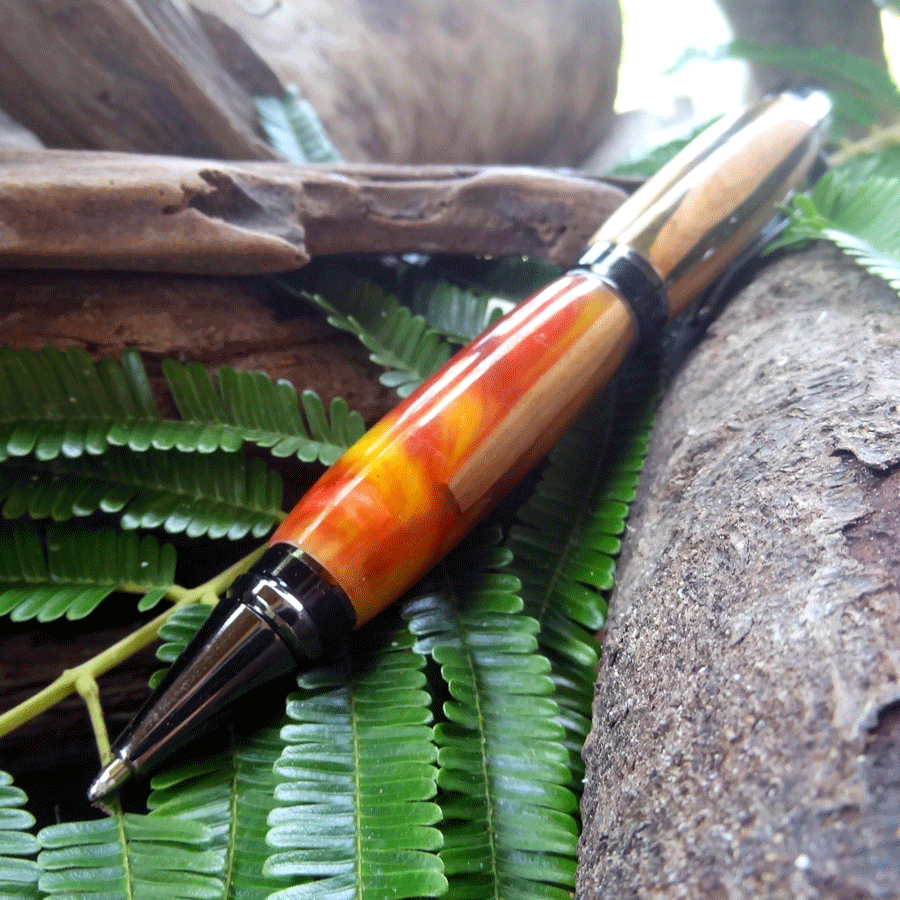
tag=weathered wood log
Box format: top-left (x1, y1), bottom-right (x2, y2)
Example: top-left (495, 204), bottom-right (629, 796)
top-left (0, 151), bottom-right (626, 273)
top-left (0, 0), bottom-right (620, 165)
top-left (0, 0), bottom-right (274, 159)
top-left (190, 0), bottom-right (622, 165)
top-left (578, 247), bottom-right (900, 899)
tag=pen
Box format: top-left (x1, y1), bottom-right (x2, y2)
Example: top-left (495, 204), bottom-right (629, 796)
top-left (89, 90), bottom-right (830, 803)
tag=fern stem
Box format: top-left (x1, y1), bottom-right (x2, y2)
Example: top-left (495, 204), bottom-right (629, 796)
top-left (0, 606), bottom-right (175, 739)
top-left (829, 117), bottom-right (900, 166)
top-left (75, 674), bottom-right (113, 764)
top-left (0, 545), bottom-right (268, 738)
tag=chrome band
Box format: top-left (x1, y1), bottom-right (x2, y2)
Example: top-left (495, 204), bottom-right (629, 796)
top-left (228, 543), bottom-right (357, 665)
top-left (240, 576), bottom-right (324, 661)
top-left (577, 241), bottom-right (669, 343)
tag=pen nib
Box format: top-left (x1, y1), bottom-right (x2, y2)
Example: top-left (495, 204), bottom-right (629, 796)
top-left (88, 755), bottom-right (132, 810)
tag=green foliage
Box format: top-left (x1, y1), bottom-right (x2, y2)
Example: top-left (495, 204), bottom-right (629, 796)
top-left (404, 536), bottom-right (578, 900)
top-left (149, 728), bottom-right (291, 900)
top-left (37, 814), bottom-right (224, 900)
top-left (505, 373), bottom-right (657, 782)
top-left (406, 280), bottom-right (504, 345)
top-left (255, 87), bottom-right (341, 164)
top-left (0, 524), bottom-right (175, 621)
top-left (266, 626), bottom-right (445, 900)
top-left (771, 169), bottom-right (900, 293)
top-left (0, 448), bottom-right (283, 540)
top-left (0, 772), bottom-right (39, 900)
top-left (278, 273), bottom-right (455, 397)
top-left (0, 348), bottom-right (363, 466)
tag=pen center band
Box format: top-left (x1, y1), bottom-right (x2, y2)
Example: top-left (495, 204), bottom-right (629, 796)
top-left (229, 543), bottom-right (357, 664)
top-left (576, 241), bottom-right (669, 343)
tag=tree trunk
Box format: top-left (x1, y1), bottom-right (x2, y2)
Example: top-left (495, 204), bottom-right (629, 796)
top-left (578, 247), bottom-right (900, 899)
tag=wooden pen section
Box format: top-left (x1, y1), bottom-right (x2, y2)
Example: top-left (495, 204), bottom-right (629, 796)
top-left (271, 90), bottom-right (831, 626)
top-left (271, 273), bottom-right (636, 624)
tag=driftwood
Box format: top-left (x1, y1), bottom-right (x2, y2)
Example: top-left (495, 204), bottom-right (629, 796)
top-left (0, 150), bottom-right (626, 273)
top-left (0, 0), bottom-right (274, 159)
top-left (0, 0), bottom-right (620, 166)
top-left (190, 0), bottom-right (622, 165)
top-left (578, 248), bottom-right (900, 899)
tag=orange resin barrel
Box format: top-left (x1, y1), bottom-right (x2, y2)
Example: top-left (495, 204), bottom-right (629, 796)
top-left (270, 272), bottom-right (637, 624)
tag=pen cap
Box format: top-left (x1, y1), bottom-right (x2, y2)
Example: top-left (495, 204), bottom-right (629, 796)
top-left (593, 90), bottom-right (831, 317)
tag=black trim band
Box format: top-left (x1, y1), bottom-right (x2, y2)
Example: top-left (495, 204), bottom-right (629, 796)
top-left (229, 543), bottom-right (357, 663)
top-left (577, 241), bottom-right (669, 343)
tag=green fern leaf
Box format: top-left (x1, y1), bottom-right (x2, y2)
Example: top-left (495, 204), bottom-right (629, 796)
top-left (149, 727), bottom-right (291, 900)
top-left (277, 274), bottom-right (454, 397)
top-left (407, 281), bottom-right (504, 344)
top-left (404, 536), bottom-right (578, 900)
top-left (770, 170), bottom-right (900, 294)
top-left (0, 448), bottom-right (283, 540)
top-left (0, 772), bottom-right (40, 900)
top-left (0, 347), bottom-right (159, 462)
top-left (162, 363), bottom-right (363, 464)
top-left (265, 623), bottom-right (446, 900)
top-left (0, 348), bottom-right (363, 466)
top-left (255, 87), bottom-right (341, 164)
top-left (504, 379), bottom-right (657, 784)
top-left (37, 813), bottom-right (224, 900)
top-left (0, 524), bottom-right (175, 622)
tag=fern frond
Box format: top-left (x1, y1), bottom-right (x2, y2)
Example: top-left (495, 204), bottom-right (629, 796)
top-left (265, 624), bottom-right (446, 900)
top-left (0, 448), bottom-right (283, 540)
top-left (162, 363), bottom-right (364, 463)
top-left (0, 348), bottom-right (363, 466)
top-left (770, 170), bottom-right (900, 294)
top-left (404, 536), bottom-right (578, 900)
top-left (407, 281), bottom-right (503, 344)
top-left (277, 274), bottom-right (454, 397)
top-left (0, 346), bottom-right (159, 462)
top-left (149, 728), bottom-right (290, 900)
top-left (504, 380), bottom-right (657, 783)
top-left (255, 87), bottom-right (341, 164)
top-left (37, 813), bottom-right (224, 900)
top-left (0, 772), bottom-right (40, 900)
top-left (0, 524), bottom-right (175, 621)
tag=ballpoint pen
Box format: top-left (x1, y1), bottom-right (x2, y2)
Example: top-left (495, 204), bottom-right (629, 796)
top-left (89, 90), bottom-right (831, 803)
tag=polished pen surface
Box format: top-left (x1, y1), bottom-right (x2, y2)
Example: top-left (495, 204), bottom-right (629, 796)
top-left (89, 90), bottom-right (831, 803)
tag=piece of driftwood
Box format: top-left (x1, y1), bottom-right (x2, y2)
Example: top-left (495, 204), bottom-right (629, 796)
top-left (0, 1), bottom-right (620, 166)
top-left (190, 0), bottom-right (622, 165)
top-left (0, 150), bottom-right (627, 273)
top-left (578, 248), bottom-right (900, 899)
top-left (0, 0), bottom-right (274, 159)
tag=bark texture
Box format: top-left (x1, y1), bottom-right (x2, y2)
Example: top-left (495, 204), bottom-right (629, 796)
top-left (578, 248), bottom-right (900, 899)
top-left (0, 150), bottom-right (626, 273)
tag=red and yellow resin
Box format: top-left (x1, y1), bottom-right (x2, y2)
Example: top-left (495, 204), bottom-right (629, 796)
top-left (270, 273), bottom-right (636, 625)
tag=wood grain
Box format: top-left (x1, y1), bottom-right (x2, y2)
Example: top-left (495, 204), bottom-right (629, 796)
top-left (0, 151), bottom-right (627, 273)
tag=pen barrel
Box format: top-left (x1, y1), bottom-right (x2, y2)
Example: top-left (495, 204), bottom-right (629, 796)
top-left (270, 273), bottom-right (637, 624)
top-left (593, 91), bottom-right (831, 316)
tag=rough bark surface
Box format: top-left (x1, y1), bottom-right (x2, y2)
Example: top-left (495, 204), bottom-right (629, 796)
top-left (0, 150), bottom-right (626, 273)
top-left (578, 247), bottom-right (900, 898)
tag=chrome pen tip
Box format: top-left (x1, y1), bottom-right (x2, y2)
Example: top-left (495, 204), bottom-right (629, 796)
top-left (87, 754), bottom-right (132, 809)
